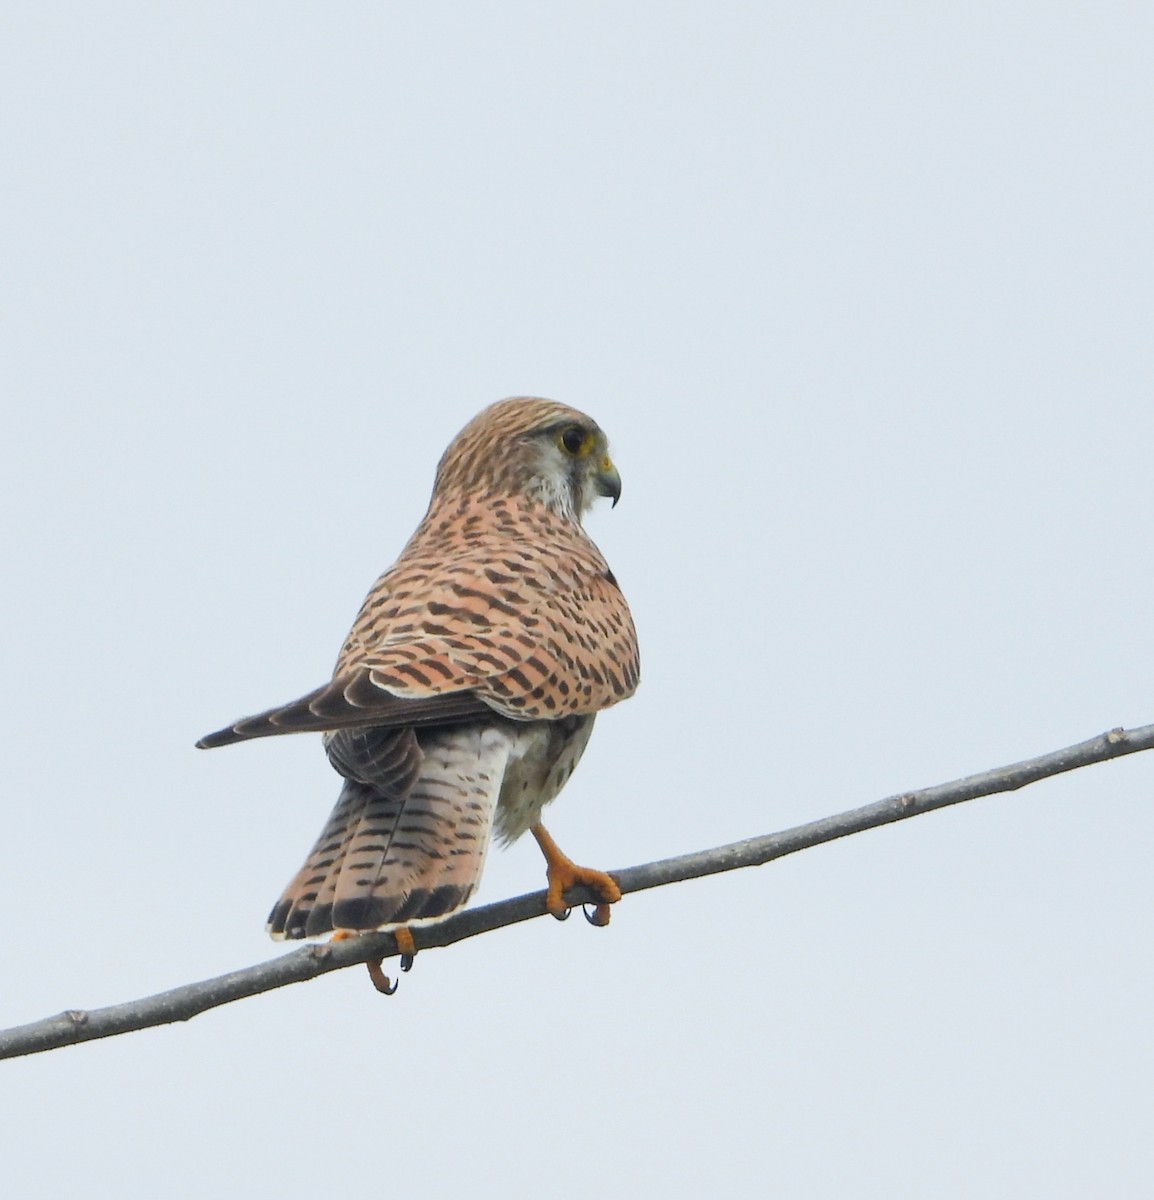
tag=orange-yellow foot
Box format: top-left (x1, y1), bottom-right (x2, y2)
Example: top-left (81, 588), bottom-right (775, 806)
top-left (365, 958), bottom-right (399, 996)
top-left (531, 824), bottom-right (622, 925)
top-left (329, 926), bottom-right (416, 995)
top-left (394, 925), bottom-right (417, 971)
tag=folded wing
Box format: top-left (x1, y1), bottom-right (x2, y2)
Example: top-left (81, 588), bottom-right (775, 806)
top-left (196, 670), bottom-right (494, 748)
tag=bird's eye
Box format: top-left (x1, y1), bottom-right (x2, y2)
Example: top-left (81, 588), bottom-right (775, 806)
top-left (560, 426), bottom-right (589, 455)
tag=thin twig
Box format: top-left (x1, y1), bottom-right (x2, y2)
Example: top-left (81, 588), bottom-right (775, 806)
top-left (2, 722), bottom-right (1150, 1061)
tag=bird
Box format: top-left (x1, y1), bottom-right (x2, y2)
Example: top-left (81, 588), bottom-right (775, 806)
top-left (197, 397), bottom-right (639, 984)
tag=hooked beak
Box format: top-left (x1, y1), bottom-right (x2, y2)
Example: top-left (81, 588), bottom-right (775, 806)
top-left (594, 457), bottom-right (622, 507)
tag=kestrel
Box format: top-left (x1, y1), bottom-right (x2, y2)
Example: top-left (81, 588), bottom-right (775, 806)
top-left (198, 397), bottom-right (639, 978)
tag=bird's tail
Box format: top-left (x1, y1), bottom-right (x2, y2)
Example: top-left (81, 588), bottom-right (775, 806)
top-left (267, 726), bottom-right (507, 940)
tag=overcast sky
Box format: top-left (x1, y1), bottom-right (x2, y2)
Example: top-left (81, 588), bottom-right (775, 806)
top-left (3, 4), bottom-right (1153, 1197)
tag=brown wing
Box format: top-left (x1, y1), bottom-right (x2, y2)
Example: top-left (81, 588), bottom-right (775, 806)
top-left (477, 574), bottom-right (640, 719)
top-left (195, 671), bottom-right (494, 748)
top-left (199, 517), bottom-right (638, 748)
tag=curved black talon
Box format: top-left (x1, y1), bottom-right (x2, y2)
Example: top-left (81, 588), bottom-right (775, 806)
top-left (400, 953), bottom-right (415, 973)
top-left (582, 904), bottom-right (599, 925)
top-left (583, 903), bottom-right (612, 927)
top-left (552, 905), bottom-right (572, 922)
top-left (366, 959), bottom-right (400, 995)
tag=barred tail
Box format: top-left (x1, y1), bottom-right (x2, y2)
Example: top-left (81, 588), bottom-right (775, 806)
top-left (267, 724), bottom-right (510, 939)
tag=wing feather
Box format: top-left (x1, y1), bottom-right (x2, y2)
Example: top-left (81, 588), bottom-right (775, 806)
top-left (196, 673), bottom-right (493, 748)
top-left (197, 515), bottom-right (638, 750)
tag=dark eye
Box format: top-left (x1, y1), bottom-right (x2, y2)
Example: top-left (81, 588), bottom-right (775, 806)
top-left (561, 426), bottom-right (587, 455)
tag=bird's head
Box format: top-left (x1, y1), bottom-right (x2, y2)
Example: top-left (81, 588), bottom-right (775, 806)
top-left (433, 396), bottom-right (621, 521)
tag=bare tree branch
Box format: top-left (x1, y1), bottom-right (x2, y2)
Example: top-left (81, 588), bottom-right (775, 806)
top-left (3, 722), bottom-right (1151, 1061)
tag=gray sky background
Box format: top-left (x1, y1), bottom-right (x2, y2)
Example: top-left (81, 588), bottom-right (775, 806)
top-left (3, 4), bottom-right (1153, 1197)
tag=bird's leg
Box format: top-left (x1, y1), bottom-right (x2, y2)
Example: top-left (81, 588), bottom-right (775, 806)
top-left (531, 824), bottom-right (622, 925)
top-left (330, 926), bottom-right (416, 994)
top-left (394, 925), bottom-right (417, 972)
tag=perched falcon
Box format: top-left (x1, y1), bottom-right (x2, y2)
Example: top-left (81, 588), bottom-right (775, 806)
top-left (198, 397), bottom-right (639, 958)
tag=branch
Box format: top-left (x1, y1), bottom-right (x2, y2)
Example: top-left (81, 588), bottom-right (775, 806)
top-left (3, 722), bottom-right (1151, 1061)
